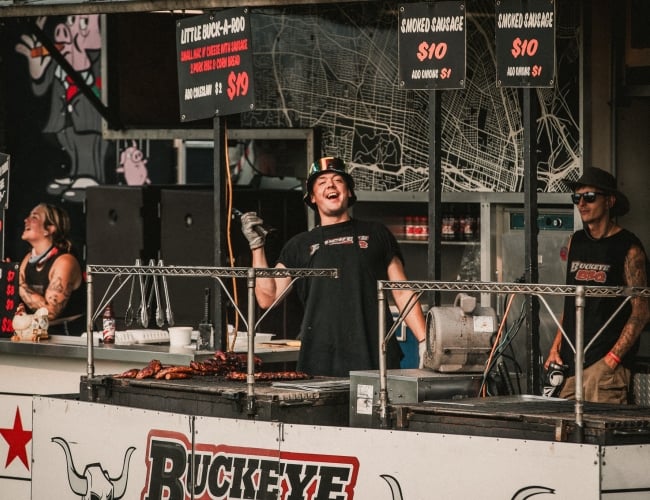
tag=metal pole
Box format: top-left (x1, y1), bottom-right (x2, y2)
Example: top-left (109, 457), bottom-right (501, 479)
top-left (86, 269), bottom-right (95, 378)
top-left (213, 116), bottom-right (224, 352)
top-left (574, 285), bottom-right (585, 441)
top-left (427, 90), bottom-right (442, 308)
top-left (378, 281), bottom-right (389, 429)
top-left (523, 87), bottom-right (541, 395)
top-left (246, 267), bottom-right (256, 417)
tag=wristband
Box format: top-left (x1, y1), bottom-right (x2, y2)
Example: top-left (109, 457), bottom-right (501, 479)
top-left (607, 351), bottom-right (621, 364)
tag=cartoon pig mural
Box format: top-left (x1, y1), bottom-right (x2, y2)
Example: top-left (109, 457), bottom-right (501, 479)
top-left (117, 141), bottom-right (151, 185)
top-left (15, 15), bottom-right (109, 202)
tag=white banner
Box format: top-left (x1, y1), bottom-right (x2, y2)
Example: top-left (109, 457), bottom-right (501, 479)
top-left (28, 395), bottom-right (625, 499)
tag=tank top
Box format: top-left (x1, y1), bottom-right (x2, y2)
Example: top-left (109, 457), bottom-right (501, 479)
top-left (24, 250), bottom-right (86, 335)
top-left (560, 228), bottom-right (645, 374)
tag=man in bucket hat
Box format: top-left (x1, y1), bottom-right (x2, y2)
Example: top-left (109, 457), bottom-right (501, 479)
top-left (240, 157), bottom-right (427, 377)
top-left (545, 167), bottom-right (649, 403)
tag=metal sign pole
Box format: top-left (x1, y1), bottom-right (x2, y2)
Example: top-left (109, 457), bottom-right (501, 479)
top-left (574, 285), bottom-right (585, 442)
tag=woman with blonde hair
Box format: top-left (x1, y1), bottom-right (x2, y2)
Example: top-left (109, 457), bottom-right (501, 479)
top-left (18, 203), bottom-right (84, 335)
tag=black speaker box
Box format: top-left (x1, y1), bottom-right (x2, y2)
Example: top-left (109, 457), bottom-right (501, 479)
top-left (86, 185), bottom-right (161, 265)
top-left (86, 185), bottom-right (162, 329)
top-left (159, 189), bottom-right (215, 329)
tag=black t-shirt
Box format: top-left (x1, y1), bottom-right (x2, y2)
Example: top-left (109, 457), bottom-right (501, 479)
top-left (278, 218), bottom-right (404, 376)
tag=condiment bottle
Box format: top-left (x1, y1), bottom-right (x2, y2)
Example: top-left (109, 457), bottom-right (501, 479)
top-left (405, 216), bottom-right (415, 240)
top-left (102, 303), bottom-right (116, 344)
top-left (416, 216), bottom-right (428, 241)
top-left (442, 207), bottom-right (456, 241)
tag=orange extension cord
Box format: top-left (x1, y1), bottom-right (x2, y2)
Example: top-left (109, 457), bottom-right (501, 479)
top-left (224, 124), bottom-right (240, 350)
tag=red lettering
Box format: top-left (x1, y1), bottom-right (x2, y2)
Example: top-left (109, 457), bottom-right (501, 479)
top-left (2, 317), bottom-right (12, 333)
top-left (206, 43), bottom-right (220, 57)
top-left (180, 49), bottom-right (192, 62)
top-left (575, 269), bottom-right (607, 283)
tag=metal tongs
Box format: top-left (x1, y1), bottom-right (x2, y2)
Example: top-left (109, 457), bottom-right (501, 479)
top-left (150, 259), bottom-right (164, 328)
top-left (136, 258), bottom-right (148, 327)
top-left (158, 260), bottom-right (174, 326)
top-left (124, 271), bottom-right (136, 327)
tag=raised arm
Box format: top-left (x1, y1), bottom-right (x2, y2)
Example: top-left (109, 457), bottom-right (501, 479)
top-left (250, 247), bottom-right (292, 310)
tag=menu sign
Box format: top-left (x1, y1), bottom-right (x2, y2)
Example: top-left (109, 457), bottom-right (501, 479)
top-left (495, 0), bottom-right (555, 87)
top-left (176, 8), bottom-right (255, 121)
top-left (0, 262), bottom-right (19, 337)
top-left (398, 2), bottom-right (466, 90)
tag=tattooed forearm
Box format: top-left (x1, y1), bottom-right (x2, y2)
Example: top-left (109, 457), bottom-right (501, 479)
top-left (45, 275), bottom-right (73, 319)
top-left (612, 316), bottom-right (647, 358)
top-left (613, 246), bottom-right (650, 358)
top-left (19, 283), bottom-right (45, 310)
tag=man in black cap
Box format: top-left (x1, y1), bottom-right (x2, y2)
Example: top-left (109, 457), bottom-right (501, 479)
top-left (241, 157), bottom-right (427, 377)
top-left (545, 167), bottom-right (649, 403)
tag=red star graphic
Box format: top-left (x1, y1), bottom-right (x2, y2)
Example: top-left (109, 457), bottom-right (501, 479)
top-left (0, 406), bottom-right (32, 470)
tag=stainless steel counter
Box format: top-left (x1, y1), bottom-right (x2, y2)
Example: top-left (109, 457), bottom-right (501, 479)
top-left (0, 338), bottom-right (299, 395)
top-left (0, 338), bottom-right (299, 365)
top-left (0, 338), bottom-right (198, 365)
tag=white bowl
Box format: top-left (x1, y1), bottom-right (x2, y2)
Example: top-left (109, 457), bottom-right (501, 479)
top-left (168, 326), bottom-right (192, 346)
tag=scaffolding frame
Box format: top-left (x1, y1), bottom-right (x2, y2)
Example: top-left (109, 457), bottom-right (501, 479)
top-left (378, 280), bottom-right (650, 439)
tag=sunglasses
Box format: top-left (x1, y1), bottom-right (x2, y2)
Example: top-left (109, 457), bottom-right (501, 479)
top-left (571, 191), bottom-right (607, 204)
top-left (308, 157), bottom-right (346, 177)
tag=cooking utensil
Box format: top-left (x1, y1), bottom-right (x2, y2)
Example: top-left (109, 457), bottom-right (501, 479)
top-left (197, 287), bottom-right (212, 350)
top-left (159, 260), bottom-right (174, 326)
top-left (136, 259), bottom-right (148, 328)
top-left (124, 274), bottom-right (136, 327)
top-left (151, 259), bottom-right (164, 328)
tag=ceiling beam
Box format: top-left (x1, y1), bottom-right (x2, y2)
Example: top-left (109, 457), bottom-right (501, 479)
top-left (0, 0), bottom-right (372, 18)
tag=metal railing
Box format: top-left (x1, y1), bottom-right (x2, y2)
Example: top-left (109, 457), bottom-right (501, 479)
top-left (85, 263), bottom-right (338, 416)
top-left (377, 280), bottom-right (650, 437)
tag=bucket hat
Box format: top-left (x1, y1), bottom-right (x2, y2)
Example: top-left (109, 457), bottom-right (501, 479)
top-left (563, 166), bottom-right (629, 216)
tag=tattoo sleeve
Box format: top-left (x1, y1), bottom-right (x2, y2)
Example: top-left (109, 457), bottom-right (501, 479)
top-left (612, 245), bottom-right (650, 358)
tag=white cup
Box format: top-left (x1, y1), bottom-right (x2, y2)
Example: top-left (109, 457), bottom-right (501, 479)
top-left (168, 326), bottom-right (192, 346)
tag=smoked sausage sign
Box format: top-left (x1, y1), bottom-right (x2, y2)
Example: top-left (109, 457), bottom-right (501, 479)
top-left (176, 8), bottom-right (255, 121)
top-left (398, 2), bottom-right (466, 90)
top-left (495, 0), bottom-right (555, 87)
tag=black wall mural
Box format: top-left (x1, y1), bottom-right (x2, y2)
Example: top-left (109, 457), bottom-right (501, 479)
top-left (240, 1), bottom-right (580, 192)
top-left (1, 1), bottom-right (580, 260)
top-left (1, 16), bottom-right (176, 261)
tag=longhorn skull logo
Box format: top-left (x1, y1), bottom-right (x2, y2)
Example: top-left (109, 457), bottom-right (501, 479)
top-left (52, 436), bottom-right (135, 500)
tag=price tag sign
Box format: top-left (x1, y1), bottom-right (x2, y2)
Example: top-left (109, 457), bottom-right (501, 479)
top-left (398, 1), bottom-right (466, 90)
top-left (495, 0), bottom-right (555, 87)
top-left (0, 262), bottom-right (19, 338)
top-left (176, 8), bottom-right (255, 121)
